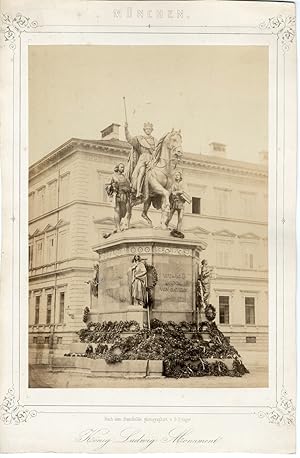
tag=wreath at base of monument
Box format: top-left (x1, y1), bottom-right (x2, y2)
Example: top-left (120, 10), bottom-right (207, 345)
top-left (82, 306), bottom-right (90, 323)
top-left (73, 318), bottom-right (249, 378)
top-left (204, 304), bottom-right (216, 322)
top-left (77, 320), bottom-right (141, 343)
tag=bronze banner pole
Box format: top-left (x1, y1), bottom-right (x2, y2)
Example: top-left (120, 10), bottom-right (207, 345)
top-left (123, 96), bottom-right (128, 124)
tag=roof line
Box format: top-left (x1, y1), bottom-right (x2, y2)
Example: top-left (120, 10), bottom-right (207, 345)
top-left (29, 137), bottom-right (267, 177)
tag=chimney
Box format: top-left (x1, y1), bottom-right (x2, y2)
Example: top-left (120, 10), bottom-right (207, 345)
top-left (100, 123), bottom-right (120, 140)
top-left (209, 142), bottom-right (227, 158)
top-left (259, 150), bottom-right (268, 165)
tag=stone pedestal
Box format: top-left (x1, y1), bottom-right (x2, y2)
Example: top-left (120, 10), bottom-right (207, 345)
top-left (92, 228), bottom-right (207, 324)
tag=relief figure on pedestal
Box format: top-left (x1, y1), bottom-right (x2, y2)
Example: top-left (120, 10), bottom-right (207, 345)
top-left (128, 255), bottom-right (158, 311)
top-left (129, 255), bottom-right (148, 308)
top-left (87, 262), bottom-right (100, 298)
top-left (196, 259), bottom-right (213, 310)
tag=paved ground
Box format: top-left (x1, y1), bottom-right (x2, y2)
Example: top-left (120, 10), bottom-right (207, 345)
top-left (30, 368), bottom-right (267, 388)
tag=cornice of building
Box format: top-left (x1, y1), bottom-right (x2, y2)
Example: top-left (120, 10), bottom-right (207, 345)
top-left (28, 264), bottom-right (95, 281)
top-left (29, 138), bottom-right (268, 180)
top-left (29, 138), bottom-right (131, 180)
top-left (28, 199), bottom-right (268, 227)
top-left (183, 153), bottom-right (267, 178)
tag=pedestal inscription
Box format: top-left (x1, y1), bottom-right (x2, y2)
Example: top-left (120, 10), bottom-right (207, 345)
top-left (155, 257), bottom-right (192, 311)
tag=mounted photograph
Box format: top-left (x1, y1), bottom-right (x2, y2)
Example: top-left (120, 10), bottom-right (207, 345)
top-left (28, 45), bottom-right (268, 388)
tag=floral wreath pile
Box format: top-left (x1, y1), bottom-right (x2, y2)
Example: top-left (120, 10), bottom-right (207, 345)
top-left (66, 314), bottom-right (249, 378)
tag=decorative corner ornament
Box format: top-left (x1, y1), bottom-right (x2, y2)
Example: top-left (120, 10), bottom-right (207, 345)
top-left (1, 387), bottom-right (37, 425)
top-left (259, 15), bottom-right (296, 52)
top-left (257, 387), bottom-right (295, 426)
top-left (0, 13), bottom-right (38, 50)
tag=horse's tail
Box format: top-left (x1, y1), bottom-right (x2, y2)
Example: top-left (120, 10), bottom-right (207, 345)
top-left (151, 195), bottom-right (162, 210)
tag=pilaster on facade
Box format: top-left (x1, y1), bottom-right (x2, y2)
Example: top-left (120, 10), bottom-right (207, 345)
top-left (70, 153), bottom-right (90, 201)
top-left (229, 289), bottom-right (243, 326)
top-left (70, 204), bottom-right (91, 258)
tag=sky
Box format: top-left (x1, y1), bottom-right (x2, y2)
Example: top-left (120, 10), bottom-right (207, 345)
top-left (29, 45), bottom-right (268, 164)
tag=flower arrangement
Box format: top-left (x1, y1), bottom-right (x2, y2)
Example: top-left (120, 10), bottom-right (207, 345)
top-left (72, 318), bottom-right (249, 378)
top-left (204, 304), bottom-right (216, 322)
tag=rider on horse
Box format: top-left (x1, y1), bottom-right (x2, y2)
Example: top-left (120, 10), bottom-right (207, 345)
top-left (125, 122), bottom-right (158, 200)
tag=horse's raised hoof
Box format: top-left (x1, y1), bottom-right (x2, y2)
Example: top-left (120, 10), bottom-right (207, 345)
top-left (141, 213), bottom-right (152, 226)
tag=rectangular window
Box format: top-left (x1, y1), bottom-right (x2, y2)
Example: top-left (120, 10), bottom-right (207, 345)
top-left (29, 192), bottom-right (35, 219)
top-left (245, 297), bottom-right (255, 324)
top-left (240, 192), bottom-right (256, 218)
top-left (99, 173), bottom-right (110, 203)
top-left (29, 244), bottom-right (33, 269)
top-left (216, 241), bottom-right (230, 267)
top-left (47, 235), bottom-right (56, 264)
top-left (37, 186), bottom-right (46, 215)
top-left (219, 296), bottom-right (229, 324)
top-left (48, 180), bottom-right (57, 210)
top-left (35, 240), bottom-right (44, 266)
top-left (45, 336), bottom-right (50, 344)
top-left (59, 292), bottom-right (65, 323)
top-left (60, 173), bottom-right (70, 205)
top-left (57, 337), bottom-right (63, 344)
top-left (246, 336), bottom-right (256, 343)
top-left (243, 244), bottom-right (255, 269)
top-left (192, 197), bottom-right (201, 215)
top-left (249, 253), bottom-right (254, 269)
top-left (58, 230), bottom-right (68, 261)
top-left (34, 296), bottom-right (40, 324)
top-left (216, 189), bottom-right (230, 217)
top-left (97, 172), bottom-right (104, 202)
top-left (33, 337), bottom-right (37, 344)
top-left (46, 294), bottom-right (52, 324)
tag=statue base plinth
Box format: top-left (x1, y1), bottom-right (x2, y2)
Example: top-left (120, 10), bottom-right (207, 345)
top-left (126, 306), bottom-right (148, 327)
top-left (92, 228), bottom-right (207, 324)
top-left (90, 307), bottom-right (147, 327)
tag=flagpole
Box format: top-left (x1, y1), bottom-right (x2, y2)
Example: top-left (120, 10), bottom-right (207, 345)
top-left (147, 304), bottom-right (151, 331)
top-left (123, 96), bottom-right (128, 124)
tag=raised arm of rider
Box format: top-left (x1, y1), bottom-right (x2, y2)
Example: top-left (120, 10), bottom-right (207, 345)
top-left (125, 124), bottom-right (139, 149)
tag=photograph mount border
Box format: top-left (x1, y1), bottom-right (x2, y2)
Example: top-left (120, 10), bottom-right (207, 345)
top-left (0, 9), bottom-right (295, 427)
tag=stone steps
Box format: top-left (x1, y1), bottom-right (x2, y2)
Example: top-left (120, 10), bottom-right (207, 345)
top-left (51, 355), bottom-right (237, 378)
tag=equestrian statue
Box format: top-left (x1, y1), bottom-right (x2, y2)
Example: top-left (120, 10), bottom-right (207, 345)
top-left (125, 121), bottom-right (184, 229)
top-left (103, 98), bottom-right (191, 236)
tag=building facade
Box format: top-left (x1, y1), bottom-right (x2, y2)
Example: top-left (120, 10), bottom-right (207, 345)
top-left (28, 124), bottom-right (268, 363)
